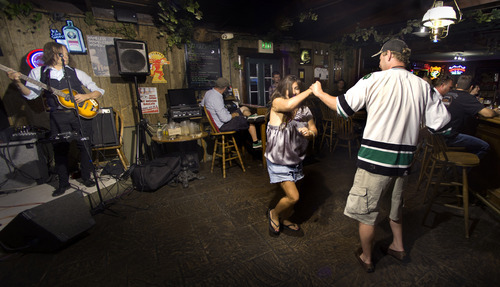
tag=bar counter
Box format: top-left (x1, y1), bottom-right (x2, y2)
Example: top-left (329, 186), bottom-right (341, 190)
top-left (473, 115), bottom-right (500, 190)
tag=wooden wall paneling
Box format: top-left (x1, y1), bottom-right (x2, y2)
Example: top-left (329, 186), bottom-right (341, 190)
top-left (0, 15), bottom-right (53, 129)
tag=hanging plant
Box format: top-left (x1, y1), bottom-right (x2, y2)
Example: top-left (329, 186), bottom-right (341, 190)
top-left (469, 8), bottom-right (500, 23)
top-left (328, 19), bottom-right (421, 59)
top-left (156, 0), bottom-right (203, 49)
top-left (0, 0), bottom-right (43, 34)
top-left (84, 12), bottom-right (137, 39)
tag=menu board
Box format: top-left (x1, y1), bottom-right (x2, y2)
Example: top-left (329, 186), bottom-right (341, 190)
top-left (185, 40), bottom-right (222, 90)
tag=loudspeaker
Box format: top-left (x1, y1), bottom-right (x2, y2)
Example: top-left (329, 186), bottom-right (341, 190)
top-left (115, 8), bottom-right (138, 23)
top-left (91, 107), bottom-right (118, 147)
top-left (0, 192), bottom-right (95, 252)
top-left (0, 139), bottom-right (49, 186)
top-left (114, 39), bottom-right (149, 76)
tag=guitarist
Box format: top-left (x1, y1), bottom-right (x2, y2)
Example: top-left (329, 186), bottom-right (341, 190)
top-left (7, 42), bottom-right (104, 197)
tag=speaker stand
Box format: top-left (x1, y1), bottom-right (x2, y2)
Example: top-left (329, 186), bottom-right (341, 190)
top-left (133, 75), bottom-right (153, 165)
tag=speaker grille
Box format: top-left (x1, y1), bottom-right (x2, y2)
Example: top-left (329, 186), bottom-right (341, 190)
top-left (121, 50), bottom-right (147, 71)
top-left (115, 39), bottom-right (150, 75)
top-left (92, 108), bottom-right (118, 147)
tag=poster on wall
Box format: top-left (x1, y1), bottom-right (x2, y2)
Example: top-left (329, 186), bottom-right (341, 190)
top-left (139, 87), bottom-right (159, 114)
top-left (148, 51), bottom-right (169, 83)
top-left (299, 49), bottom-right (312, 65)
top-left (87, 35), bottom-right (120, 77)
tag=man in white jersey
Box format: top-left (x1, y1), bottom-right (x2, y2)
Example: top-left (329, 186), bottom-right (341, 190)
top-left (311, 39), bottom-right (450, 272)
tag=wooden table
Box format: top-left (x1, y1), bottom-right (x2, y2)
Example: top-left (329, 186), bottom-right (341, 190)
top-left (152, 132), bottom-right (208, 162)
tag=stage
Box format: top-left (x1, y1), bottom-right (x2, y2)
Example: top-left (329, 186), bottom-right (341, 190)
top-left (0, 169), bottom-right (126, 232)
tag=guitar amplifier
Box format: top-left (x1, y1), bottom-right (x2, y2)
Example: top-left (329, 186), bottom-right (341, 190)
top-left (0, 139), bottom-right (49, 188)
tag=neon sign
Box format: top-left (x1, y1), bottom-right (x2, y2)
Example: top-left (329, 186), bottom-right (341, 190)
top-left (449, 65), bottom-right (466, 75)
top-left (26, 49), bottom-right (44, 69)
top-left (430, 66), bottom-right (442, 79)
top-left (50, 20), bottom-right (87, 54)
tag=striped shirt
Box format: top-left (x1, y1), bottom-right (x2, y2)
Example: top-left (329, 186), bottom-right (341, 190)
top-left (337, 68), bottom-right (450, 176)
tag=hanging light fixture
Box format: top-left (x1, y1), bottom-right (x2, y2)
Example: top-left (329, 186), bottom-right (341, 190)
top-left (422, 0), bottom-right (462, 42)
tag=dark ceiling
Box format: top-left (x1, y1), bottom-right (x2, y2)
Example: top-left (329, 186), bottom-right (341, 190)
top-left (35, 0), bottom-right (500, 62)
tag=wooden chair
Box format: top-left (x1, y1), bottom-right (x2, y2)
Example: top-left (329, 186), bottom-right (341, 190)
top-left (415, 128), bottom-right (433, 192)
top-left (422, 133), bottom-right (480, 238)
top-left (203, 107), bottom-right (245, 178)
top-left (416, 129), bottom-right (465, 198)
top-left (92, 110), bottom-right (129, 170)
top-left (319, 102), bottom-right (335, 152)
top-left (332, 114), bottom-right (360, 159)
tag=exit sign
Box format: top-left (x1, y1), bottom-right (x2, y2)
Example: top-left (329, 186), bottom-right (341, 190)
top-left (258, 40), bottom-right (273, 54)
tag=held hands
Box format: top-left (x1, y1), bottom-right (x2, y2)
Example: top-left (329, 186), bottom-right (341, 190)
top-left (310, 81), bottom-right (323, 96)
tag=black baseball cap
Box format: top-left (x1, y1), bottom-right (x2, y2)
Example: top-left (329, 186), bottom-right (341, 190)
top-left (372, 39), bottom-right (408, 57)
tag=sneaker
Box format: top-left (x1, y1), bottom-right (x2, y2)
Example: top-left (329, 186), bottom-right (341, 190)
top-left (247, 114), bottom-right (265, 120)
top-left (253, 140), bottom-right (262, 149)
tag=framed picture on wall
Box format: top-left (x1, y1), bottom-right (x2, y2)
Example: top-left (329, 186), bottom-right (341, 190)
top-left (299, 49), bottom-right (312, 65)
top-left (299, 68), bottom-right (305, 81)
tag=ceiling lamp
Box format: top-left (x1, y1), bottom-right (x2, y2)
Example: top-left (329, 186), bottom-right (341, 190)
top-left (454, 53), bottom-right (465, 61)
top-left (422, 0), bottom-right (462, 42)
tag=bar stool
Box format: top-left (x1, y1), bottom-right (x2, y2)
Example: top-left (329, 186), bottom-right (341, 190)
top-left (319, 103), bottom-right (335, 151)
top-left (203, 107), bottom-right (245, 178)
top-left (422, 133), bottom-right (480, 238)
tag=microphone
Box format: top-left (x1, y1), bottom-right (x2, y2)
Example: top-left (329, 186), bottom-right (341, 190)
top-left (58, 53), bottom-right (64, 58)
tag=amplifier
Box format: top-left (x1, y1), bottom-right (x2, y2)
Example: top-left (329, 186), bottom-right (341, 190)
top-left (10, 126), bottom-right (50, 141)
top-left (168, 106), bottom-right (202, 120)
top-left (0, 138), bottom-right (49, 187)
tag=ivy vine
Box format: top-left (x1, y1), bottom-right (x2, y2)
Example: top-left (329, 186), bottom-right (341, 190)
top-left (472, 8), bottom-right (500, 23)
top-left (328, 19), bottom-right (422, 59)
top-left (0, 0), bottom-right (42, 34)
top-left (84, 12), bottom-right (137, 39)
top-left (156, 0), bottom-right (203, 49)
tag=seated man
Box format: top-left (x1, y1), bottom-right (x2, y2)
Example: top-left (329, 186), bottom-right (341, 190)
top-left (444, 75), bottom-right (499, 159)
top-left (433, 74), bottom-right (455, 105)
top-left (201, 77), bottom-right (261, 148)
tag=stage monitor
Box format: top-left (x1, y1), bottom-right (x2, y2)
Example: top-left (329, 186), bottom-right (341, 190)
top-left (166, 89), bottom-right (197, 108)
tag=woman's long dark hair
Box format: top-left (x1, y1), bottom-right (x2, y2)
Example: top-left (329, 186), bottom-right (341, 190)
top-left (266, 75), bottom-right (303, 124)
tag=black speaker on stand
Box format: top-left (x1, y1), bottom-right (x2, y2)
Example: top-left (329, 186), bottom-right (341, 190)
top-left (114, 39), bottom-right (151, 165)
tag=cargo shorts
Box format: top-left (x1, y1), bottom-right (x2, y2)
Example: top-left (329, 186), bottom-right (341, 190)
top-left (343, 168), bottom-right (406, 225)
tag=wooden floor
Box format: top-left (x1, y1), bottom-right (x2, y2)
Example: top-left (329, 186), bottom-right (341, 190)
top-left (0, 145), bottom-right (499, 286)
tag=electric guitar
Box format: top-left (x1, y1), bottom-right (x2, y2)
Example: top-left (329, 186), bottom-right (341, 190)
top-left (0, 64), bottom-right (99, 119)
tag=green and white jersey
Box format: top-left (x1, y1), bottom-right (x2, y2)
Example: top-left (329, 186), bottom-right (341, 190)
top-left (337, 68), bottom-right (450, 176)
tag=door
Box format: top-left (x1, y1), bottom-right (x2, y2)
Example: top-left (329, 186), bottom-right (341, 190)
top-left (246, 58), bottom-right (280, 106)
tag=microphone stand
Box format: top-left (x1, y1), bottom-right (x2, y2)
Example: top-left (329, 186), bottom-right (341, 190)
top-left (60, 55), bottom-right (105, 214)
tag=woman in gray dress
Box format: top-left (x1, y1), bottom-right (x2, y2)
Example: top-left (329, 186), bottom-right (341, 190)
top-left (266, 75), bottom-right (318, 236)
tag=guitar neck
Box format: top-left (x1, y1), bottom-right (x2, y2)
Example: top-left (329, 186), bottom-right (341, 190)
top-left (0, 64), bottom-right (65, 98)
